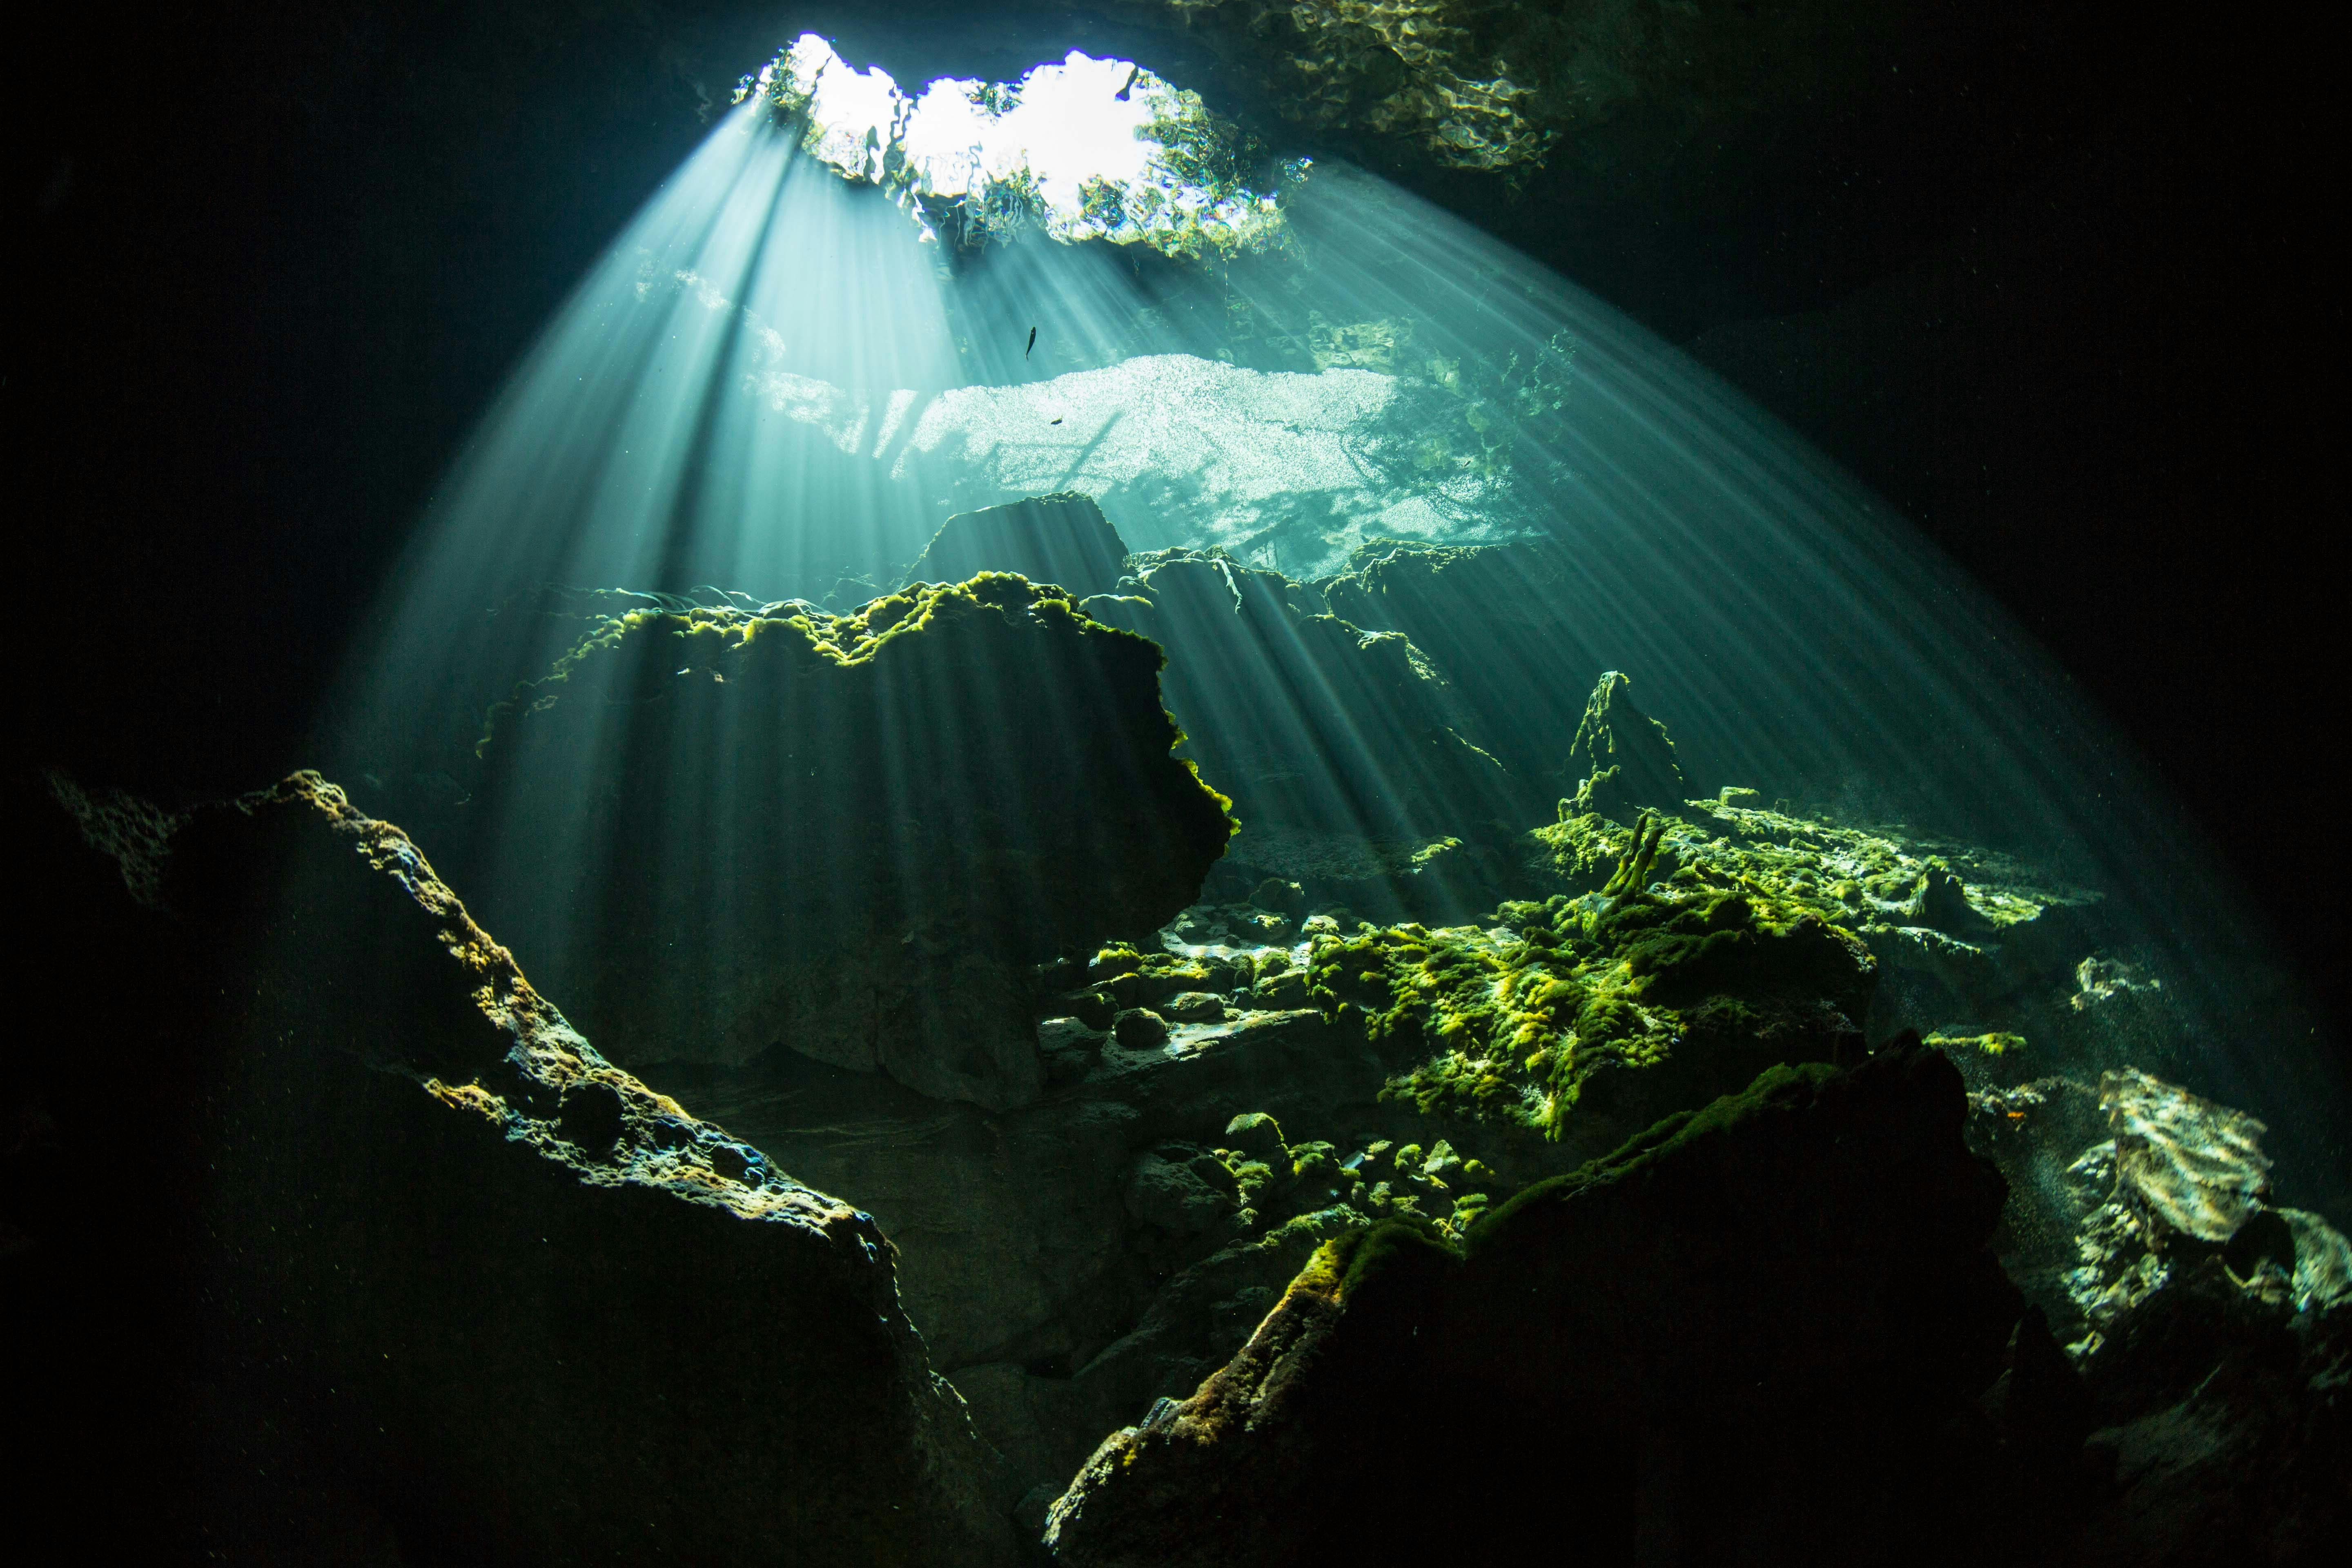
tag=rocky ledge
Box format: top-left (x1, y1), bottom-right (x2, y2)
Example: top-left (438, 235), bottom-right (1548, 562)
top-left (13, 771), bottom-right (1019, 1565)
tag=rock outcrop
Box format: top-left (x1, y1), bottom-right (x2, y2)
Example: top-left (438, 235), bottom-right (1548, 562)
top-left (894, 505), bottom-right (1549, 921)
top-left (1317, 536), bottom-right (1603, 794)
top-left (1044, 1037), bottom-right (2038, 1566)
top-left (467, 573), bottom-right (1234, 1109)
top-left (1527, 785), bottom-right (2106, 1048)
top-left (1563, 667), bottom-right (1686, 815)
top-left (904, 493), bottom-right (1132, 603)
top-left (1965, 1067), bottom-right (2352, 1564)
top-left (13, 770), bottom-right (1017, 1564)
top-left (1092, 548), bottom-right (1532, 902)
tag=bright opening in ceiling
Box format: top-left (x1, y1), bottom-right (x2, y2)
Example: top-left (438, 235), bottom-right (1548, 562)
top-left (737, 34), bottom-right (1306, 257)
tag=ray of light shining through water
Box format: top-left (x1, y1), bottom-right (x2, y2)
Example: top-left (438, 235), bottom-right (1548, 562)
top-left (326, 80), bottom-right (2345, 1178)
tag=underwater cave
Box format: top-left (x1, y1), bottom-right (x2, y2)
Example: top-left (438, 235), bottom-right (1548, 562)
top-left (10, 3), bottom-right (2347, 1563)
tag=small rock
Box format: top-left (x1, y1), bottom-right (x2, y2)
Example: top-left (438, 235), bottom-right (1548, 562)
top-left (1238, 909), bottom-right (1295, 942)
top-left (1161, 991), bottom-right (1226, 1023)
top-left (1124, 1151), bottom-right (1235, 1234)
top-left (1113, 1008), bottom-right (1170, 1047)
top-left (1224, 1112), bottom-right (1288, 1163)
top-left (1056, 988), bottom-right (1117, 1031)
top-left (1250, 878), bottom-right (1305, 914)
top-left (1252, 969), bottom-right (1310, 1009)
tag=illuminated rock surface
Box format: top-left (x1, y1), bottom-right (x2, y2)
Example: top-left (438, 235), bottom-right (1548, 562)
top-left (1964, 1069), bottom-right (2352, 1564)
top-left (412, 519), bottom-right (2345, 1557)
top-left (465, 572), bottom-right (1234, 1109)
top-left (14, 771), bottom-right (1018, 1565)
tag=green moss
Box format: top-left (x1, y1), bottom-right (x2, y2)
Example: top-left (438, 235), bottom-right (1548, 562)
top-left (1326, 1216), bottom-right (1459, 1299)
top-left (1923, 1030), bottom-right (2026, 1057)
top-left (1530, 792), bottom-right (2085, 941)
top-left (1310, 829), bottom-right (1873, 1140)
top-left (1466, 1060), bottom-right (1845, 1253)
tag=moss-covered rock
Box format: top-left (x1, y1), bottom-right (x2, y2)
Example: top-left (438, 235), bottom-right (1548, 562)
top-left (1526, 788), bottom-right (2102, 1026)
top-left (1304, 870), bottom-right (1871, 1149)
top-left (1107, 548), bottom-right (1528, 861)
top-left (18, 771), bottom-right (1018, 1564)
top-left (467, 573), bottom-right (1234, 1109)
top-left (1043, 1038), bottom-right (2030, 1567)
top-left (1564, 668), bottom-right (1686, 815)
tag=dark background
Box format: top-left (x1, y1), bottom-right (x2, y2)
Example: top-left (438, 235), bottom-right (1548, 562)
top-left (8, 2), bottom-right (2343, 1039)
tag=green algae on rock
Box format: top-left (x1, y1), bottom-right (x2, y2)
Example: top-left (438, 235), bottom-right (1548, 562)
top-left (1305, 874), bottom-right (1871, 1145)
top-left (1563, 668), bottom-right (1685, 815)
top-left (470, 572), bottom-right (1234, 1109)
top-left (1528, 786), bottom-right (2102, 1023)
top-left (23, 771), bottom-right (1019, 1566)
top-left (1042, 1037), bottom-right (2029, 1568)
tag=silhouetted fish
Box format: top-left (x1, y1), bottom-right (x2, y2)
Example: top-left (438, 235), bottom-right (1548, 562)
top-left (1026, 326), bottom-right (1037, 358)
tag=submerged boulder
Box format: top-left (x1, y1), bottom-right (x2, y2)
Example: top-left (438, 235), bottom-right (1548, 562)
top-left (1316, 536), bottom-right (1607, 795)
top-left (1090, 546), bottom-right (1535, 920)
top-left (1527, 788), bottom-right (2105, 1038)
top-left (1305, 868), bottom-right (1875, 1180)
top-left (16, 771), bottom-right (1017, 1565)
top-left (1964, 1067), bottom-right (2352, 1563)
top-left (468, 574), bottom-right (1233, 1109)
top-left (876, 512), bottom-right (1556, 922)
top-left (904, 492), bottom-right (1132, 602)
top-left (1044, 1038), bottom-right (2029, 1567)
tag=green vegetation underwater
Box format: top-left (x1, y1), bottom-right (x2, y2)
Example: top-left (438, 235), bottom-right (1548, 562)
top-left (11, 7), bottom-right (2347, 1564)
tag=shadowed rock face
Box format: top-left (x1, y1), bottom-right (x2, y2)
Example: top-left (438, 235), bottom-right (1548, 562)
top-left (906, 492), bottom-right (1134, 603)
top-left (1564, 668), bottom-right (1686, 815)
top-left (1043, 1038), bottom-right (2033, 1568)
top-left (466, 574), bottom-right (1234, 1109)
top-left (13, 771), bottom-right (1018, 1566)
top-left (897, 499), bottom-right (1549, 920)
top-left (1098, 549), bottom-right (1530, 843)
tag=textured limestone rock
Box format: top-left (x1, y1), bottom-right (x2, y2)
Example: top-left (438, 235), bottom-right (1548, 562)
top-left (1526, 788), bottom-right (2105, 1045)
top-left (670, 995), bottom-right (1402, 1507)
top-left (1044, 1038), bottom-right (2029, 1566)
top-left (467, 573), bottom-right (1233, 1109)
top-left (1306, 871), bottom-right (1875, 1175)
top-left (16, 771), bottom-right (1016, 1565)
top-left (1317, 536), bottom-right (1598, 793)
top-left (1961, 1065), bottom-right (2352, 1563)
top-left (1563, 668), bottom-right (1686, 815)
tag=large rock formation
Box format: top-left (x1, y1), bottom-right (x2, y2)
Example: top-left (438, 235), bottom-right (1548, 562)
top-left (466, 573), bottom-right (1234, 1109)
top-left (13, 770), bottom-right (1017, 1564)
top-left (1092, 547), bottom-right (1534, 909)
top-left (905, 492), bottom-right (1133, 602)
top-left (646, 784), bottom-right (1893, 1519)
top-left (1964, 1069), bottom-right (2352, 1563)
top-left (893, 499), bottom-right (1555, 920)
top-left (1317, 536), bottom-right (1601, 794)
top-left (1043, 1038), bottom-right (2040, 1566)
